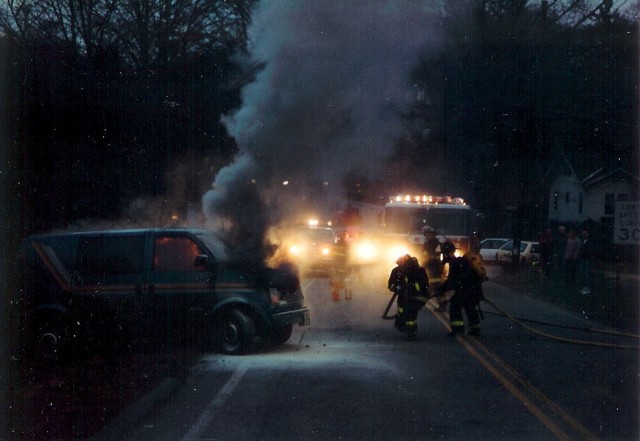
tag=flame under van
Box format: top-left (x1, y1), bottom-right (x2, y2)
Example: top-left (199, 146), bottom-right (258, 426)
top-left (15, 228), bottom-right (310, 358)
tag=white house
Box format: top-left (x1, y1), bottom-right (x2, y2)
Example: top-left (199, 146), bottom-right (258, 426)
top-left (548, 168), bottom-right (585, 224)
top-left (582, 168), bottom-right (639, 223)
top-left (548, 165), bottom-right (639, 240)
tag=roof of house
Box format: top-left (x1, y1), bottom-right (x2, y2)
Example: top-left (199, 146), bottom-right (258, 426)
top-left (581, 167), bottom-right (640, 191)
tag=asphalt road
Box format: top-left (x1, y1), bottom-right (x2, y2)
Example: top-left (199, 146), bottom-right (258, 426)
top-left (104, 268), bottom-right (639, 441)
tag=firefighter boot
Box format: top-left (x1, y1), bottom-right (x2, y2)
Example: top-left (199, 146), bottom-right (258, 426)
top-left (468, 326), bottom-right (481, 336)
top-left (405, 321), bottom-right (418, 340)
top-left (468, 317), bottom-right (481, 336)
top-left (448, 319), bottom-right (465, 337)
top-left (395, 308), bottom-right (406, 333)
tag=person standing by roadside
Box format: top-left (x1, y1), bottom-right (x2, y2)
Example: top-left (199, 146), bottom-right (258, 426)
top-left (564, 229), bottom-right (580, 280)
top-left (554, 225), bottom-right (567, 275)
top-left (579, 229), bottom-right (595, 295)
top-left (538, 229), bottom-right (554, 276)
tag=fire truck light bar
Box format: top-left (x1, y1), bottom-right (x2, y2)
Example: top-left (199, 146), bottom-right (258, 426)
top-left (390, 194), bottom-right (465, 205)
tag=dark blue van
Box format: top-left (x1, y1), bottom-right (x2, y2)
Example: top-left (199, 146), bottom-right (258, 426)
top-left (15, 228), bottom-right (310, 358)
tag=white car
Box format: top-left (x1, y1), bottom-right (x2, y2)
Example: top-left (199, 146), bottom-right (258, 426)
top-left (479, 238), bottom-right (510, 264)
top-left (495, 240), bottom-right (541, 267)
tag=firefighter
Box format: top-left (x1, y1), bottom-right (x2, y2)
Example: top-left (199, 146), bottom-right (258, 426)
top-left (330, 233), bottom-right (351, 301)
top-left (464, 232), bottom-right (488, 300)
top-left (439, 241), bottom-right (484, 336)
top-left (387, 254), bottom-right (429, 340)
top-left (463, 233), bottom-right (488, 322)
top-left (421, 226), bottom-right (445, 311)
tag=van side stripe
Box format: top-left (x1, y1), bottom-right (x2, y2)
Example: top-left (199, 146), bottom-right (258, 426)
top-left (32, 241), bottom-right (73, 291)
top-left (152, 284), bottom-right (213, 291)
top-left (79, 285), bottom-right (137, 292)
top-left (215, 282), bottom-right (256, 293)
top-left (79, 284), bottom-right (214, 292)
top-left (152, 284), bottom-right (256, 293)
top-left (77, 285), bottom-right (255, 292)
top-left (215, 283), bottom-right (253, 289)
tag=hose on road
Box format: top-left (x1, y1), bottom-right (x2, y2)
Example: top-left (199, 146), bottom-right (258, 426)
top-left (482, 297), bottom-right (639, 351)
top-left (383, 292), bottom-right (439, 320)
top-left (382, 293), bottom-right (397, 320)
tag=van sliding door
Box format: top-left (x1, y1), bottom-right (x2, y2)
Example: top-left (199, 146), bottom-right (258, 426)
top-left (76, 234), bottom-right (146, 339)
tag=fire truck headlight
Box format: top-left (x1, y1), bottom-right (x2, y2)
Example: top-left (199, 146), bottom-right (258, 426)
top-left (354, 241), bottom-right (377, 262)
top-left (290, 245), bottom-right (302, 255)
top-left (321, 247), bottom-right (330, 256)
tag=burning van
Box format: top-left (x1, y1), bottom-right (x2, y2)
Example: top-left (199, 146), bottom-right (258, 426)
top-left (15, 228), bottom-right (310, 358)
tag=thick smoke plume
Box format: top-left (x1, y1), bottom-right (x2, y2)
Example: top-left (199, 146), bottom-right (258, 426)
top-left (202, 1), bottom-right (440, 262)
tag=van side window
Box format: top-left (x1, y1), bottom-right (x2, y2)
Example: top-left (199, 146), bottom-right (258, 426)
top-left (154, 236), bottom-right (205, 272)
top-left (78, 235), bottom-right (145, 276)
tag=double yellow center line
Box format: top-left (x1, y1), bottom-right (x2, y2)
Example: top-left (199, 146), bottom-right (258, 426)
top-left (429, 301), bottom-right (599, 441)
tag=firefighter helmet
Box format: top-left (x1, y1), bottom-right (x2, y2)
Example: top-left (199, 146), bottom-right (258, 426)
top-left (422, 225), bottom-right (435, 235)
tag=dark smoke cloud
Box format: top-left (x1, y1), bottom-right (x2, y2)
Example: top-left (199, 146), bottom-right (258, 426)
top-left (203, 0), bottom-right (440, 261)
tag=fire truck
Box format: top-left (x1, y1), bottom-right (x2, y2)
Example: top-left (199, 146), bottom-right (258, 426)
top-left (383, 194), bottom-right (479, 259)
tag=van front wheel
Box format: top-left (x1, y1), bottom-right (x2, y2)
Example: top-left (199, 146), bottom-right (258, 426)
top-left (269, 324), bottom-right (293, 346)
top-left (215, 309), bottom-right (255, 355)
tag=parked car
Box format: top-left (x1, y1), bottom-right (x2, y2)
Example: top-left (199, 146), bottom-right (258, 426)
top-left (495, 240), bottom-right (541, 267)
top-left (479, 238), bottom-right (510, 264)
top-left (15, 228), bottom-right (311, 359)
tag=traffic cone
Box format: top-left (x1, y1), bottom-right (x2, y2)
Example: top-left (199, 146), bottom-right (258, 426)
top-left (330, 279), bottom-right (341, 301)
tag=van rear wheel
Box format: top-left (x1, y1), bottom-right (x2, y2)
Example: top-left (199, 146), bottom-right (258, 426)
top-left (216, 309), bottom-right (255, 355)
top-left (33, 315), bottom-right (70, 361)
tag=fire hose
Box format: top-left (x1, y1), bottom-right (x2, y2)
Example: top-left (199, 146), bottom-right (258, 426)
top-left (382, 291), bottom-right (437, 320)
top-left (384, 291), bottom-right (638, 350)
top-left (481, 296), bottom-right (640, 351)
top-left (382, 292), bottom-right (396, 320)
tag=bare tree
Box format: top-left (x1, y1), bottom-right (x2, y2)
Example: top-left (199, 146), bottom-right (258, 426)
top-left (0, 0), bottom-right (45, 39)
top-left (0, 0), bottom-right (255, 68)
top-left (1, 0), bottom-right (119, 61)
top-left (111, 0), bottom-right (254, 71)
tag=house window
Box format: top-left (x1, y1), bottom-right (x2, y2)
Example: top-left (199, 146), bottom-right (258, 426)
top-left (565, 192), bottom-right (569, 204)
top-left (604, 193), bottom-right (614, 215)
top-left (553, 192), bottom-right (558, 210)
top-left (579, 193), bottom-right (583, 213)
top-left (618, 194), bottom-right (628, 201)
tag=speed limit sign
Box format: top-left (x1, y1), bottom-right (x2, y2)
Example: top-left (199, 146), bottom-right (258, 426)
top-left (614, 201), bottom-right (640, 245)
